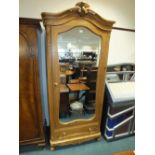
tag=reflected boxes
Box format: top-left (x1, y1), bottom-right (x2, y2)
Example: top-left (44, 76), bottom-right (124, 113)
top-left (60, 74), bottom-right (66, 84)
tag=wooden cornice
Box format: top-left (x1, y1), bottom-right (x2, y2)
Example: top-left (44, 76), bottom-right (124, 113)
top-left (19, 18), bottom-right (135, 32)
top-left (19, 18), bottom-right (42, 30)
top-left (41, 2), bottom-right (115, 32)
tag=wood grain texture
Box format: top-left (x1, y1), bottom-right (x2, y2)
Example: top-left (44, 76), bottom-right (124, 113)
top-left (41, 2), bottom-right (115, 148)
top-left (19, 19), bottom-right (45, 145)
top-left (23, 18), bottom-right (135, 32)
top-left (41, 2), bottom-right (115, 31)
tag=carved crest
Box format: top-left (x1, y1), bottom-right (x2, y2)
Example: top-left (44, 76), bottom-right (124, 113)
top-left (42, 2), bottom-right (115, 30)
top-left (72, 2), bottom-right (95, 16)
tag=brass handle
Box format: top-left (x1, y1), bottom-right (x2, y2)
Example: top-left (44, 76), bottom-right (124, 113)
top-left (54, 82), bottom-right (58, 86)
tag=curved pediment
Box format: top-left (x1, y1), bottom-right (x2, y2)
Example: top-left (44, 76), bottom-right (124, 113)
top-left (41, 2), bottom-right (115, 31)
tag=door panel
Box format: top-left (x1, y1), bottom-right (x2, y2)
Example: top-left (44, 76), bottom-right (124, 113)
top-left (19, 24), bottom-right (44, 144)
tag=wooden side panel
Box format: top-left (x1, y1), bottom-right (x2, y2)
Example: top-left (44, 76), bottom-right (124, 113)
top-left (19, 23), bottom-right (44, 145)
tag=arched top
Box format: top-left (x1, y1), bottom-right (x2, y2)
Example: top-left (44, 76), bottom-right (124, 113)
top-left (41, 2), bottom-right (115, 32)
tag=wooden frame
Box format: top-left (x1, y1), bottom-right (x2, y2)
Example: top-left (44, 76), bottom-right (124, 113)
top-left (42, 2), bottom-right (115, 150)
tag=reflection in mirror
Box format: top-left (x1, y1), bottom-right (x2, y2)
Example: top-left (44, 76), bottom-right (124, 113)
top-left (58, 27), bottom-right (101, 123)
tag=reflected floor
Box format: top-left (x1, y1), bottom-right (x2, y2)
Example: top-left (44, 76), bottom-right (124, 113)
top-left (60, 113), bottom-right (94, 123)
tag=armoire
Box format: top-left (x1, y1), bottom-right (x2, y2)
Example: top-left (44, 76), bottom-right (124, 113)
top-left (41, 2), bottom-right (115, 150)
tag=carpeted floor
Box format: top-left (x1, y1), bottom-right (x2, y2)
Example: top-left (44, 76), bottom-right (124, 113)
top-left (20, 136), bottom-right (135, 155)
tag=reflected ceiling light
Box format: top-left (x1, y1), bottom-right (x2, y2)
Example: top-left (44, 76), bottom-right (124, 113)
top-left (79, 29), bottom-right (84, 33)
top-left (67, 42), bottom-right (72, 49)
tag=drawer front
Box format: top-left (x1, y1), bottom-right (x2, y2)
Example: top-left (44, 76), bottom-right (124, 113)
top-left (54, 124), bottom-right (99, 140)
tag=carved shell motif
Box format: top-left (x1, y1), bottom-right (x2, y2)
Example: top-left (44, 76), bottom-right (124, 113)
top-left (73, 2), bottom-right (95, 16)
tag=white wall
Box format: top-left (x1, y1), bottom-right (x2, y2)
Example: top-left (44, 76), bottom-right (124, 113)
top-left (19, 0), bottom-right (134, 29)
top-left (108, 30), bottom-right (135, 65)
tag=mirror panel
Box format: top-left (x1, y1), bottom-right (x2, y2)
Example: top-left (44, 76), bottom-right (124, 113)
top-left (58, 27), bottom-right (101, 123)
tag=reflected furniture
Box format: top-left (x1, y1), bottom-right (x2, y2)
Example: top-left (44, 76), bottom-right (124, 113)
top-left (67, 83), bottom-right (90, 113)
top-left (42, 2), bottom-right (115, 149)
top-left (65, 70), bottom-right (75, 83)
top-left (60, 85), bottom-right (70, 117)
top-left (19, 18), bottom-right (45, 146)
top-left (67, 83), bottom-right (90, 92)
top-left (85, 67), bottom-right (98, 113)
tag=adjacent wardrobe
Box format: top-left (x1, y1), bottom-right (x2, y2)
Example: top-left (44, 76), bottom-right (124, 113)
top-left (19, 18), bottom-right (45, 146)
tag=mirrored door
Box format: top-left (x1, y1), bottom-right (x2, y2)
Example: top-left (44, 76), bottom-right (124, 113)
top-left (58, 27), bottom-right (101, 123)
